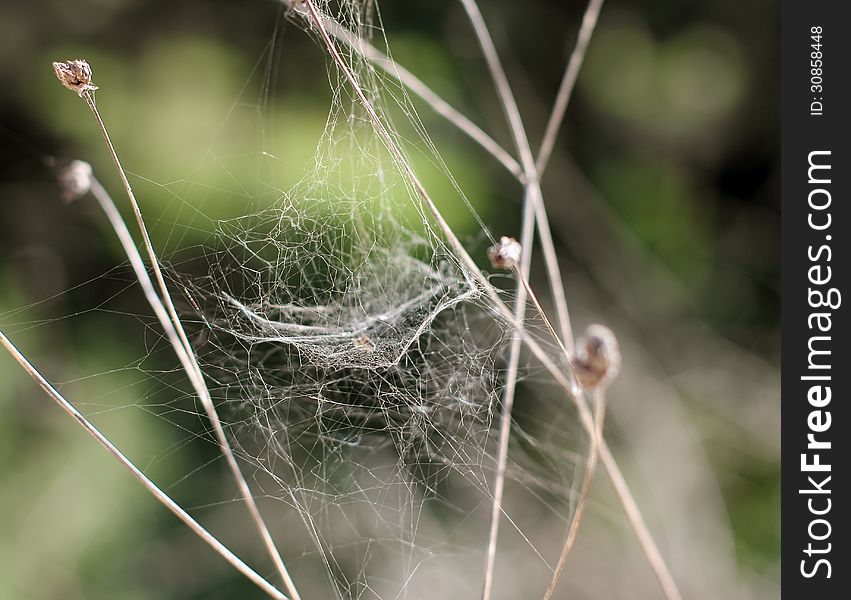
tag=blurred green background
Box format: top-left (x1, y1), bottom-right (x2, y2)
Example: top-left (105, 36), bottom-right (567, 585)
top-left (0, 0), bottom-right (778, 598)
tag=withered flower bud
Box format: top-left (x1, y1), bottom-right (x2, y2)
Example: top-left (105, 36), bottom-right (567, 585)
top-left (57, 160), bottom-right (93, 203)
top-left (487, 236), bottom-right (522, 270)
top-left (574, 324), bottom-right (621, 389)
top-left (52, 60), bottom-right (98, 96)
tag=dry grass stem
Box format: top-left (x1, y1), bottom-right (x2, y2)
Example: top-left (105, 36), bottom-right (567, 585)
top-left (481, 191), bottom-right (536, 600)
top-left (458, 0), bottom-right (574, 351)
top-left (0, 330), bottom-right (289, 600)
top-left (544, 324), bottom-right (619, 600)
top-left (52, 61), bottom-right (301, 600)
top-left (519, 333), bottom-right (684, 600)
top-left (535, 0), bottom-right (605, 176)
top-left (543, 388), bottom-right (606, 600)
top-left (454, 2), bottom-right (579, 596)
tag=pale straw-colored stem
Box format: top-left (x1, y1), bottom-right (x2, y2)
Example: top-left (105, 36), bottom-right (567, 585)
top-left (455, 3), bottom-right (576, 597)
top-left (599, 443), bottom-right (683, 600)
top-left (543, 388), bottom-right (606, 600)
top-left (533, 2), bottom-right (607, 583)
top-left (0, 330), bottom-right (288, 600)
top-left (459, 0), bottom-right (574, 352)
top-left (535, 0), bottom-right (605, 177)
top-left (481, 187), bottom-right (536, 600)
top-left (300, 5), bottom-right (681, 598)
top-left (79, 92), bottom-right (301, 600)
top-left (89, 177), bottom-right (184, 362)
top-left (478, 201), bottom-right (582, 600)
top-left (521, 337), bottom-right (683, 600)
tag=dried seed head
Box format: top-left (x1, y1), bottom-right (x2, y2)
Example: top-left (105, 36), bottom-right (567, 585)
top-left (574, 324), bottom-right (621, 390)
top-left (57, 160), bottom-right (93, 203)
top-left (487, 236), bottom-right (522, 270)
top-left (52, 60), bottom-right (98, 96)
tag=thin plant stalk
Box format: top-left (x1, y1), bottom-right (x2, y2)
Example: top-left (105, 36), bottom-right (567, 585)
top-left (543, 389), bottom-right (607, 600)
top-left (301, 4), bottom-right (682, 598)
top-left (0, 330), bottom-right (289, 600)
top-left (520, 331), bottom-right (684, 600)
top-left (458, 0), bottom-right (575, 353)
top-left (481, 187), bottom-right (537, 600)
top-left (76, 90), bottom-right (301, 600)
top-left (599, 444), bottom-right (683, 600)
top-left (535, 0), bottom-right (605, 176)
top-left (88, 176), bottom-right (185, 365)
top-left (455, 2), bottom-right (577, 596)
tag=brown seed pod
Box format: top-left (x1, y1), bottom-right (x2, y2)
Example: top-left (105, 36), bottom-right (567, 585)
top-left (52, 60), bottom-right (98, 96)
top-left (573, 324), bottom-right (620, 389)
top-left (487, 236), bottom-right (522, 270)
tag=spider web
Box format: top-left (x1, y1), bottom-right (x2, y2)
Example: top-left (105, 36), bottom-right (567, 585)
top-left (167, 3), bottom-right (588, 598)
top-left (23, 1), bottom-right (591, 598)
